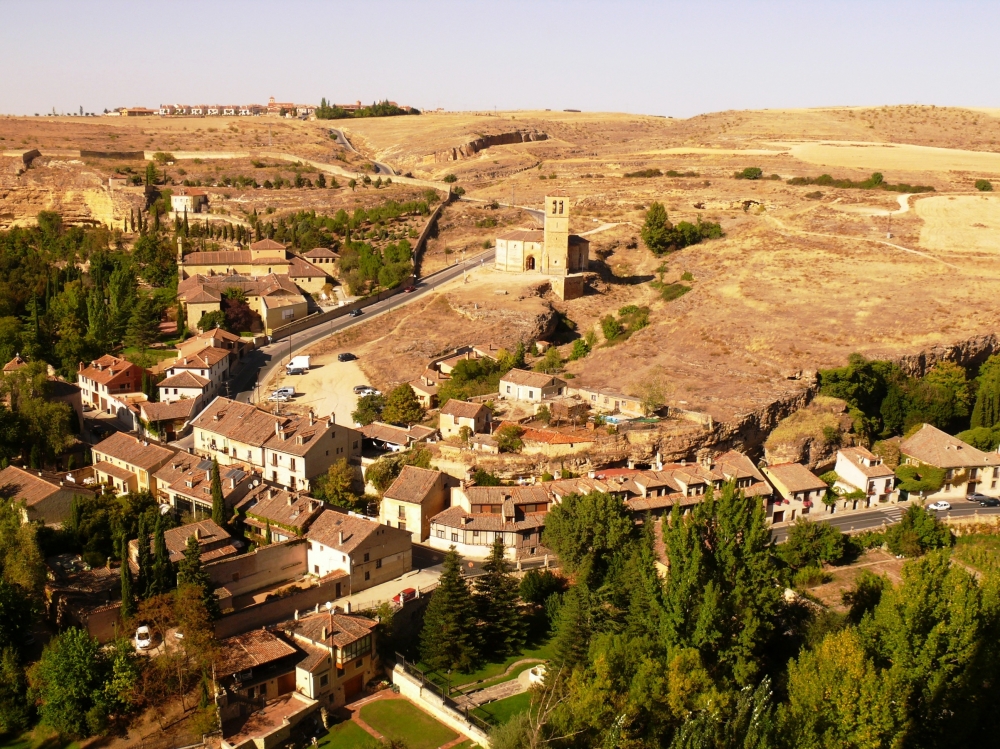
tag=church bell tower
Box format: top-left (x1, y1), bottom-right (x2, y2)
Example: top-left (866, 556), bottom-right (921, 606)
top-left (542, 192), bottom-right (570, 275)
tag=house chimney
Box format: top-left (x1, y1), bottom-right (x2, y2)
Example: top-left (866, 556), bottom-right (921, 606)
top-left (230, 477), bottom-right (236, 489)
top-left (275, 422), bottom-right (282, 436)
top-left (327, 414), bottom-right (336, 427)
top-left (205, 470), bottom-right (211, 482)
top-left (287, 495), bottom-right (294, 506)
top-left (269, 488), bottom-right (276, 499)
top-left (344, 601), bottom-right (351, 614)
top-left (78, 362), bottom-right (84, 373)
top-left (193, 527), bottom-right (201, 540)
top-left (309, 410), bottom-right (315, 426)
top-left (338, 531), bottom-right (344, 545)
top-left (294, 609), bottom-right (299, 620)
top-left (321, 626), bottom-right (328, 640)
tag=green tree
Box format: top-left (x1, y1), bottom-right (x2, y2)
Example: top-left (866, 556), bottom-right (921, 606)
top-left (197, 309), bottom-right (228, 332)
top-left (494, 424), bottom-right (524, 453)
top-left (420, 548), bottom-right (478, 672)
top-left (177, 535), bottom-right (221, 620)
top-left (351, 392), bottom-right (385, 426)
top-left (380, 384), bottom-right (424, 426)
top-left (316, 458), bottom-right (356, 508)
top-left (474, 538), bottom-right (525, 658)
top-left (842, 569), bottom-right (888, 624)
top-left (735, 167), bottom-right (763, 180)
top-left (519, 569), bottom-right (563, 606)
top-left (551, 581), bottom-right (592, 669)
top-left (135, 514), bottom-right (151, 599)
top-left (348, 179), bottom-right (357, 192)
top-left (119, 537), bottom-right (135, 621)
top-left (641, 202), bottom-right (674, 255)
top-left (884, 504), bottom-right (951, 557)
top-left (976, 178), bottom-right (993, 192)
top-left (0, 645), bottom-right (32, 733)
top-left (29, 627), bottom-right (108, 737)
top-left (210, 457), bottom-right (225, 527)
top-left (777, 518), bottom-right (846, 569)
top-left (778, 628), bottom-right (902, 748)
top-left (533, 346), bottom-right (562, 374)
top-left (149, 513), bottom-right (174, 595)
top-left (542, 490), bottom-right (633, 574)
top-left (972, 355), bottom-right (1000, 429)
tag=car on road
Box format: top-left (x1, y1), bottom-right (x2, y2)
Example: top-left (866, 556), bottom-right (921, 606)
top-left (338, 353), bottom-right (357, 362)
top-left (392, 588), bottom-right (417, 605)
top-left (980, 498), bottom-right (1000, 507)
top-left (967, 492), bottom-right (992, 502)
top-left (349, 309), bottom-right (363, 317)
top-left (403, 285), bottom-right (416, 293)
top-left (91, 423), bottom-right (114, 439)
top-left (268, 387), bottom-right (294, 402)
top-left (135, 626), bottom-right (152, 650)
top-left (927, 501), bottom-right (951, 511)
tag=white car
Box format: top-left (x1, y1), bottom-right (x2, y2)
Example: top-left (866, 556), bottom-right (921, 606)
top-left (135, 625), bottom-right (152, 650)
top-left (268, 387), bottom-right (295, 402)
top-left (927, 501), bottom-right (951, 511)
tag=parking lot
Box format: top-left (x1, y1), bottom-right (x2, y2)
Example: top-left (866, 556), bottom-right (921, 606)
top-left (262, 351), bottom-right (367, 424)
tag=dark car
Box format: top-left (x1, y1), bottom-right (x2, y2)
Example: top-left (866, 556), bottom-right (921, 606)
top-left (91, 423), bottom-right (114, 439)
top-left (338, 353), bottom-right (357, 362)
top-left (967, 492), bottom-right (992, 502)
top-left (349, 309), bottom-right (363, 317)
top-left (403, 285), bottom-right (416, 293)
top-left (980, 498), bottom-right (1000, 507)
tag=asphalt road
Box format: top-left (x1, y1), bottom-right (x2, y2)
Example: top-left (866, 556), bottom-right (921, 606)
top-left (328, 128), bottom-right (396, 176)
top-left (231, 248), bottom-right (495, 403)
top-left (770, 500), bottom-right (1000, 542)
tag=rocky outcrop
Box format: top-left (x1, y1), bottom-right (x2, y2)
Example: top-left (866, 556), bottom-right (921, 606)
top-left (433, 130), bottom-right (547, 162)
top-left (895, 333), bottom-right (1000, 378)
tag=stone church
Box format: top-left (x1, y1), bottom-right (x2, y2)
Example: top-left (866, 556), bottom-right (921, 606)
top-left (494, 192), bottom-right (589, 299)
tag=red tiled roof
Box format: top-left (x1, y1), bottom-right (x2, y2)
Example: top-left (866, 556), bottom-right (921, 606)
top-left (440, 400), bottom-right (488, 419)
top-left (0, 466), bottom-right (61, 506)
top-left (93, 432), bottom-right (176, 471)
top-left (216, 629), bottom-right (299, 677)
top-left (159, 371), bottom-right (209, 389)
top-left (384, 466), bottom-right (442, 505)
top-left (497, 229), bottom-right (543, 242)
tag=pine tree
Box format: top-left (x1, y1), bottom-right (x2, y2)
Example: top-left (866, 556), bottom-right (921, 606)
top-left (552, 582), bottom-right (592, 670)
top-left (136, 514), bottom-right (151, 598)
top-left (210, 458), bottom-right (225, 527)
top-left (177, 534), bottom-right (221, 620)
top-left (119, 537), bottom-right (135, 620)
top-left (150, 513), bottom-right (174, 595)
top-left (420, 548), bottom-right (478, 672)
top-left (473, 538), bottom-right (525, 658)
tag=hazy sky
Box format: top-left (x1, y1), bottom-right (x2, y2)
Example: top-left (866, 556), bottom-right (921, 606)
top-left (2, 0), bottom-right (998, 118)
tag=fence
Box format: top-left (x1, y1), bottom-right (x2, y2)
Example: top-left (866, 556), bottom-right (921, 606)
top-left (395, 654), bottom-right (493, 735)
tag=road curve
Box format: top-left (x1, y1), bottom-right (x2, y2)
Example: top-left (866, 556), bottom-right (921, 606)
top-left (328, 128), bottom-right (396, 176)
top-left (230, 248), bottom-right (496, 404)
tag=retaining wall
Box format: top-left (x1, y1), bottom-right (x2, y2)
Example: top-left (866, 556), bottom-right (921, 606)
top-left (392, 666), bottom-right (492, 747)
top-left (205, 538), bottom-right (308, 599)
top-left (213, 572), bottom-right (349, 639)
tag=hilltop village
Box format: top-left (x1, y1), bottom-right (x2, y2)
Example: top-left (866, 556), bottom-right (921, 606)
top-left (3, 105), bottom-right (1000, 748)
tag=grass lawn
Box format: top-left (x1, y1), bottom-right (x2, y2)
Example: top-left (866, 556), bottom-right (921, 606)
top-left (316, 720), bottom-right (374, 749)
top-left (0, 726), bottom-right (80, 749)
top-left (122, 346), bottom-right (178, 363)
top-left (456, 661), bottom-right (537, 696)
top-left (450, 742), bottom-right (482, 749)
top-left (472, 691), bottom-right (533, 726)
top-left (448, 636), bottom-right (554, 689)
top-left (359, 699), bottom-right (457, 749)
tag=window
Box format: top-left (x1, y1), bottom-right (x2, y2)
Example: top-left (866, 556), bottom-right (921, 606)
top-left (341, 635), bottom-right (371, 662)
top-left (506, 385), bottom-right (511, 394)
top-left (319, 674), bottom-right (329, 687)
top-left (436, 529), bottom-right (445, 539)
top-left (314, 565), bottom-right (319, 573)
top-left (290, 458), bottom-right (296, 471)
top-left (363, 552), bottom-right (370, 562)
top-left (473, 530), bottom-right (479, 538)
top-left (398, 521), bottom-right (406, 531)
top-left (528, 390), bottom-right (534, 399)
top-left (375, 558), bottom-right (382, 569)
top-left (364, 570), bottom-right (370, 580)
top-left (259, 683), bottom-right (267, 697)
top-left (398, 505), bottom-right (406, 519)
top-left (451, 533), bottom-right (459, 542)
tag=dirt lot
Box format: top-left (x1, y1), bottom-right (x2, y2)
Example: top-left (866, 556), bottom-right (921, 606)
top-left (808, 550), bottom-right (907, 611)
top-left (263, 355), bottom-right (367, 425)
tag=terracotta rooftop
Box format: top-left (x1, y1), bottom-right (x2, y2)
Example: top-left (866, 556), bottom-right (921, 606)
top-left (93, 461), bottom-right (137, 482)
top-left (140, 399), bottom-right (200, 423)
top-left (288, 256), bottom-right (328, 278)
top-left (496, 421), bottom-right (594, 446)
top-left (284, 608), bottom-right (376, 649)
top-left (302, 247), bottom-right (339, 259)
top-left (78, 354), bottom-right (143, 387)
top-left (155, 454), bottom-right (249, 503)
top-left (306, 509), bottom-right (407, 555)
top-left (360, 422), bottom-right (436, 445)
top-left (0, 466), bottom-right (61, 506)
top-left (171, 347), bottom-right (230, 369)
top-left (159, 371), bottom-right (209, 389)
top-left (216, 629), bottom-right (299, 678)
top-left (93, 432), bottom-right (176, 471)
top-left (182, 251), bottom-right (291, 267)
top-left (384, 466), bottom-right (442, 505)
top-left (440, 399), bottom-right (488, 419)
top-left (900, 423), bottom-right (1000, 469)
top-left (3, 355), bottom-right (27, 372)
top-left (764, 463), bottom-right (828, 494)
top-left (238, 484), bottom-right (323, 533)
top-left (250, 238), bottom-right (286, 251)
top-left (431, 505), bottom-right (547, 532)
top-left (838, 447), bottom-right (895, 478)
top-left (192, 397), bottom-right (338, 456)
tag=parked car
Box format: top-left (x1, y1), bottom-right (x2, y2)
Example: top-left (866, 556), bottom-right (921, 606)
top-left (174, 628), bottom-right (185, 640)
top-left (392, 588), bottom-right (417, 605)
top-left (967, 492), bottom-right (991, 502)
top-left (359, 387), bottom-right (381, 397)
top-left (349, 309), bottom-right (363, 317)
top-left (927, 501), bottom-right (951, 511)
top-left (91, 423), bottom-right (114, 438)
top-left (403, 285), bottom-right (416, 293)
top-left (353, 385), bottom-right (371, 394)
top-left (135, 625), bottom-right (152, 650)
top-left (980, 498), bottom-right (1000, 507)
top-left (268, 387), bottom-right (294, 402)
top-left (338, 353), bottom-right (357, 362)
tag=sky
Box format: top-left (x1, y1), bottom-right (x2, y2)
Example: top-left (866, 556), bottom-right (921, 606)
top-left (1, 0), bottom-right (999, 118)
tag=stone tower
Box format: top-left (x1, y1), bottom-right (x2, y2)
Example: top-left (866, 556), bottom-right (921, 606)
top-left (542, 192), bottom-right (570, 276)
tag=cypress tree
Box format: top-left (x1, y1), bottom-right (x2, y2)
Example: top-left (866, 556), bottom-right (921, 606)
top-left (129, 208), bottom-right (135, 233)
top-left (552, 581), bottom-right (592, 670)
top-left (119, 537), bottom-right (135, 620)
top-left (210, 457), bottom-right (225, 527)
top-left (177, 533), bottom-right (221, 620)
top-left (136, 514), bottom-right (151, 598)
top-left (183, 207), bottom-right (189, 235)
top-left (264, 521), bottom-right (272, 545)
top-left (420, 548), bottom-right (478, 672)
top-left (473, 538), bottom-right (525, 658)
top-left (150, 513), bottom-right (174, 595)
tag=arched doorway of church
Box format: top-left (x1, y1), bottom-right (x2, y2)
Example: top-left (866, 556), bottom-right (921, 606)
top-left (525, 256), bottom-right (535, 270)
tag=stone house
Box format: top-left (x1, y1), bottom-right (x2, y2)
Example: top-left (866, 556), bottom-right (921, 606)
top-left (304, 509), bottom-right (412, 594)
top-left (236, 484), bottom-right (324, 544)
top-left (153, 453), bottom-right (254, 518)
top-left (138, 399), bottom-right (200, 442)
top-left (379, 465), bottom-right (452, 542)
top-left (215, 629), bottom-right (305, 730)
top-left (91, 432), bottom-right (176, 495)
top-left (439, 399), bottom-right (491, 440)
top-left (161, 346), bottom-right (230, 403)
top-left (170, 187), bottom-right (207, 214)
top-left (762, 462), bottom-right (828, 523)
top-left (899, 423), bottom-right (1000, 500)
top-left (127, 518), bottom-right (240, 568)
top-left (498, 369), bottom-right (566, 403)
top-left (570, 386), bottom-right (645, 419)
top-left (77, 355), bottom-right (146, 414)
top-left (0, 465), bottom-right (93, 526)
top-left (833, 447), bottom-right (896, 509)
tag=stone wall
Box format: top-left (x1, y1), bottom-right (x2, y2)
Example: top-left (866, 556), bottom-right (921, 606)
top-left (205, 538), bottom-right (308, 600)
top-left (392, 665), bottom-right (492, 747)
top-left (213, 572), bottom-right (350, 639)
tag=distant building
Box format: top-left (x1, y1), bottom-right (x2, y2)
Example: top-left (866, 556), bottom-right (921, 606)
top-left (153, 453), bottom-right (254, 518)
top-left (834, 447), bottom-right (896, 509)
top-left (380, 465), bottom-right (452, 542)
top-left (77, 355), bottom-right (146, 414)
top-left (304, 509), bottom-right (412, 593)
top-left (170, 187), bottom-right (207, 214)
top-left (439, 400), bottom-right (491, 440)
top-left (91, 432), bottom-right (176, 495)
top-left (762, 462), bottom-right (828, 523)
top-left (236, 483), bottom-right (324, 544)
top-left (900, 423), bottom-right (1000, 500)
top-left (127, 518), bottom-right (241, 567)
top-left (0, 465), bottom-right (93, 526)
top-left (498, 369), bottom-right (566, 403)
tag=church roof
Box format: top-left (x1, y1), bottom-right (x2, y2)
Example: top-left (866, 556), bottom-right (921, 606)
top-left (497, 229), bottom-right (543, 242)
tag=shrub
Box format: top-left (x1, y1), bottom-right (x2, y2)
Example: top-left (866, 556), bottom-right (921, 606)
top-left (654, 282), bottom-right (691, 302)
top-left (734, 167), bottom-right (763, 180)
top-left (495, 425), bottom-right (524, 453)
top-left (624, 168), bottom-right (663, 178)
top-left (680, 271), bottom-right (694, 282)
top-left (976, 179), bottom-right (993, 192)
top-left (884, 505), bottom-right (952, 557)
top-left (473, 468), bottom-right (502, 486)
top-left (793, 566), bottom-right (831, 588)
top-left (779, 518), bottom-right (846, 569)
top-left (601, 315), bottom-right (623, 342)
top-left (894, 463), bottom-right (946, 493)
top-left (805, 191), bottom-right (824, 200)
top-left (443, 174), bottom-right (457, 183)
